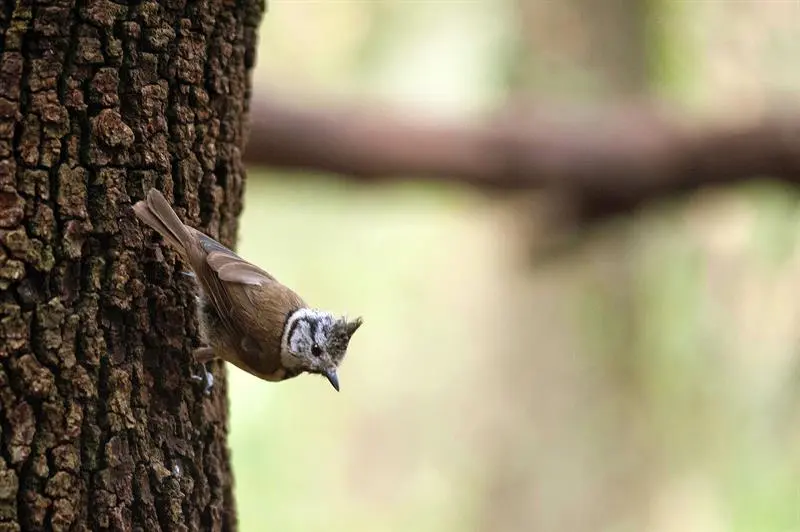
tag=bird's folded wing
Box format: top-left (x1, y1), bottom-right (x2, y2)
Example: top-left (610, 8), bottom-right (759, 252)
top-left (195, 231), bottom-right (276, 285)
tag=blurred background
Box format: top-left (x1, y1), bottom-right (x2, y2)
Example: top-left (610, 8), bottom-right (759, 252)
top-left (227, 2), bottom-right (800, 531)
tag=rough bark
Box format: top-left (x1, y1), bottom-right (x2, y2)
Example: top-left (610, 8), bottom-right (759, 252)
top-left (0, 0), bottom-right (264, 530)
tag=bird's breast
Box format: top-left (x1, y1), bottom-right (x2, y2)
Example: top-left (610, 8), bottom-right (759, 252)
top-left (227, 359), bottom-right (291, 382)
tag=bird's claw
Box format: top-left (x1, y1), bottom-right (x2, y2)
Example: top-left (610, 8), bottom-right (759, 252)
top-left (191, 364), bottom-right (214, 396)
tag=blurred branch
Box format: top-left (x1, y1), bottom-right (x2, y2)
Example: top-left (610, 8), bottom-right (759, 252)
top-left (244, 96), bottom-right (800, 223)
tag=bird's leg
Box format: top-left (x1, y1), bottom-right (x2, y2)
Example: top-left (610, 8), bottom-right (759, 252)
top-left (191, 346), bottom-right (216, 395)
top-left (192, 364), bottom-right (214, 395)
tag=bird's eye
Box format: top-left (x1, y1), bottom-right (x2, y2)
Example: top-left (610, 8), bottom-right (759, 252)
top-left (311, 344), bottom-right (322, 357)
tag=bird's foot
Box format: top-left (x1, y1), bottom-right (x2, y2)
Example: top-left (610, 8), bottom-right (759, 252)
top-left (191, 363), bottom-right (214, 395)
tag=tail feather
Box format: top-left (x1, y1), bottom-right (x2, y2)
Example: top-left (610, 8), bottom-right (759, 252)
top-left (133, 189), bottom-right (192, 254)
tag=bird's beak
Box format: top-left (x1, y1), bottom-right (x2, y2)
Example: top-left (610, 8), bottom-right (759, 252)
top-left (324, 370), bottom-right (340, 392)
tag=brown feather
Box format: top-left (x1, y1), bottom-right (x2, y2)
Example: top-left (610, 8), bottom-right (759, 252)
top-left (133, 189), bottom-right (306, 380)
top-left (132, 190), bottom-right (191, 253)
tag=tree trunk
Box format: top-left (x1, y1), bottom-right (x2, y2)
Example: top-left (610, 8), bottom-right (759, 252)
top-left (0, 0), bottom-right (264, 529)
top-left (479, 2), bottom-right (657, 531)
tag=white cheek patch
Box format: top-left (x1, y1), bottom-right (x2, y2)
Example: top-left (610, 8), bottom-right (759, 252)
top-left (315, 314), bottom-right (335, 347)
top-left (282, 308), bottom-right (314, 354)
top-left (314, 327), bottom-right (327, 348)
top-left (289, 321), bottom-right (311, 354)
top-left (281, 308), bottom-right (337, 360)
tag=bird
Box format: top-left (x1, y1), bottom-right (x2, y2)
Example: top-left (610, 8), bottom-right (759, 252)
top-left (132, 188), bottom-right (362, 394)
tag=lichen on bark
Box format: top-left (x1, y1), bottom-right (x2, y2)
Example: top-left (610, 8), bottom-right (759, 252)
top-left (0, 0), bottom-right (265, 529)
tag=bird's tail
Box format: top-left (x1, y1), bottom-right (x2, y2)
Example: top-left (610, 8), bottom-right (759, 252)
top-left (132, 189), bottom-right (193, 254)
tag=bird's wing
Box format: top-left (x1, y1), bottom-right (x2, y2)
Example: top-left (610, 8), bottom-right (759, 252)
top-left (195, 231), bottom-right (276, 285)
top-left (187, 229), bottom-right (303, 376)
top-left (184, 230), bottom-right (271, 348)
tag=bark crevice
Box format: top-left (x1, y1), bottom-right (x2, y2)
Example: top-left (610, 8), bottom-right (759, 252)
top-left (0, 0), bottom-right (264, 529)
